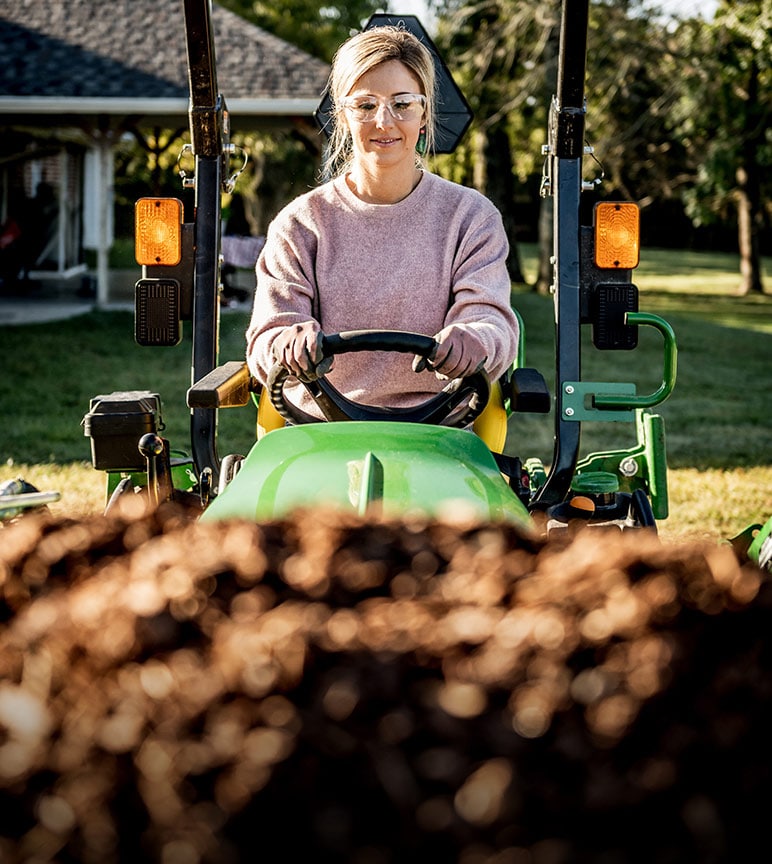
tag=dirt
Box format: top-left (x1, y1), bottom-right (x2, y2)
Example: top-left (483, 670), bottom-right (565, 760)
top-left (0, 500), bottom-right (769, 863)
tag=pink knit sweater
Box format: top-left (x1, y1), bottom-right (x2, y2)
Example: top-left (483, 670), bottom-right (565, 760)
top-left (246, 170), bottom-right (519, 415)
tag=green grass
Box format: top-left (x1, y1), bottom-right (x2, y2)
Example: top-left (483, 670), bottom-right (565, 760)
top-left (1, 246), bottom-right (770, 543)
top-left (0, 309), bottom-right (257, 465)
top-left (508, 292), bottom-right (772, 471)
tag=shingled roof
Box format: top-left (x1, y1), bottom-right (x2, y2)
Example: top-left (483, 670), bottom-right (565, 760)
top-left (0, 0), bottom-right (330, 126)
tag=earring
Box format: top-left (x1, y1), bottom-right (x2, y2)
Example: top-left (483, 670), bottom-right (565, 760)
top-left (416, 125), bottom-right (427, 156)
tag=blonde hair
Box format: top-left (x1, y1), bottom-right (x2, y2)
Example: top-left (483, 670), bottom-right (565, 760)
top-left (321, 26), bottom-right (437, 180)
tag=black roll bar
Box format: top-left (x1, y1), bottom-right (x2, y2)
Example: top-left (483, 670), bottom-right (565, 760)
top-left (533, 0), bottom-right (590, 508)
top-left (182, 0), bottom-right (228, 487)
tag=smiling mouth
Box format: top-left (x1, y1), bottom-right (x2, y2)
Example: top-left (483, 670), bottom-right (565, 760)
top-left (373, 137), bottom-right (400, 145)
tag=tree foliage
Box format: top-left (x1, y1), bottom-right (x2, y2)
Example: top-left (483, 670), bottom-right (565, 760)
top-left (432, 0), bottom-right (769, 291)
top-left (669, 0), bottom-right (771, 292)
top-left (432, 0), bottom-right (560, 282)
top-left (126, 0), bottom-right (768, 291)
top-left (583, 3), bottom-right (688, 205)
top-left (215, 0), bottom-right (386, 60)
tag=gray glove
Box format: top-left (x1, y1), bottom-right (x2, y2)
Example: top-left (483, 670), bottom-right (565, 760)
top-left (271, 321), bottom-right (333, 381)
top-left (413, 326), bottom-right (487, 379)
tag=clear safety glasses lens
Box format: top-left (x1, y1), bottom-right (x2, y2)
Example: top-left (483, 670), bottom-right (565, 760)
top-left (342, 94), bottom-right (426, 122)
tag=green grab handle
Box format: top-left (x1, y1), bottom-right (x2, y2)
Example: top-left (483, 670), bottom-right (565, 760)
top-left (594, 312), bottom-right (678, 410)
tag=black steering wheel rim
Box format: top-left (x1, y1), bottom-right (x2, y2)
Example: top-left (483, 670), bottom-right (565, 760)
top-left (267, 329), bottom-right (490, 427)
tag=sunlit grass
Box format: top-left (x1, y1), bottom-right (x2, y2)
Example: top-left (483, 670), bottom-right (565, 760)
top-left (661, 466), bottom-right (772, 544)
top-left (5, 461), bottom-right (106, 521)
top-left (520, 243), bottom-right (772, 330)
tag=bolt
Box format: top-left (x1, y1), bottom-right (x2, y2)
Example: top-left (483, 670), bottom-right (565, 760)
top-left (565, 408), bottom-right (575, 417)
top-left (619, 457), bottom-right (639, 477)
top-left (565, 385), bottom-right (575, 394)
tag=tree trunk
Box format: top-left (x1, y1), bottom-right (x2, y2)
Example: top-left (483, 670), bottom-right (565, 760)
top-left (535, 194), bottom-right (553, 295)
top-left (478, 126), bottom-right (527, 285)
top-left (735, 59), bottom-right (765, 296)
top-left (735, 171), bottom-right (764, 296)
top-left (534, 9), bottom-right (559, 296)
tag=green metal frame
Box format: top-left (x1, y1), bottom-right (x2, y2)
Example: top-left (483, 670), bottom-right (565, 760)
top-left (730, 517), bottom-right (772, 571)
top-left (104, 453), bottom-right (197, 500)
top-left (573, 410), bottom-right (669, 520)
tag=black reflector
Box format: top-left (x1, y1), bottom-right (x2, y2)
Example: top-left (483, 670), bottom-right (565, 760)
top-left (592, 283), bottom-right (639, 350)
top-left (135, 278), bottom-right (181, 346)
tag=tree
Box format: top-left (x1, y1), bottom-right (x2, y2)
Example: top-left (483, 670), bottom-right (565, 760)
top-left (433, 0), bottom-right (696, 290)
top-left (216, 0), bottom-right (386, 60)
top-left (583, 3), bottom-right (690, 206)
top-left (433, 0), bottom-right (561, 285)
top-left (671, 0), bottom-right (771, 294)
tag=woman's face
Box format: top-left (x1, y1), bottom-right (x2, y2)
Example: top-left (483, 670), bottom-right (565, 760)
top-left (342, 60), bottom-right (425, 174)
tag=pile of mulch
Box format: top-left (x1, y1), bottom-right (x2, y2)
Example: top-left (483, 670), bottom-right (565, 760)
top-left (0, 500), bottom-right (769, 863)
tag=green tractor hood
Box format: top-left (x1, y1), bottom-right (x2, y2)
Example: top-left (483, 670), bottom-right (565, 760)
top-left (201, 421), bottom-right (533, 528)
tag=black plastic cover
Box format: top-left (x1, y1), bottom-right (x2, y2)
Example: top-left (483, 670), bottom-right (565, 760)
top-left (592, 283), bottom-right (639, 350)
top-left (83, 391), bottom-right (162, 471)
top-left (135, 279), bottom-right (181, 346)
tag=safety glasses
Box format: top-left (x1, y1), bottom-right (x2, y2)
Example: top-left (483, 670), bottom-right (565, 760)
top-left (340, 93), bottom-right (426, 123)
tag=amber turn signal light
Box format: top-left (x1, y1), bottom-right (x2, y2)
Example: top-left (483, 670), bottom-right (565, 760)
top-left (135, 198), bottom-right (183, 266)
top-left (594, 202), bottom-right (640, 269)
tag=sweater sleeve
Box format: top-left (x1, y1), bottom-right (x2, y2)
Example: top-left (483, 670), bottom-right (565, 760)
top-left (245, 209), bottom-right (319, 387)
top-left (444, 207), bottom-right (519, 382)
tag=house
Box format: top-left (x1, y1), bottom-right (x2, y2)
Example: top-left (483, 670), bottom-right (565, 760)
top-left (0, 0), bottom-right (330, 304)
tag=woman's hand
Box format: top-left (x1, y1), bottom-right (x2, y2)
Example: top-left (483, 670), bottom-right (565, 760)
top-left (271, 321), bottom-right (332, 381)
top-left (413, 326), bottom-right (487, 379)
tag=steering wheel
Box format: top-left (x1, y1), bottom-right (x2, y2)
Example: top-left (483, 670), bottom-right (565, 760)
top-left (266, 329), bottom-right (490, 427)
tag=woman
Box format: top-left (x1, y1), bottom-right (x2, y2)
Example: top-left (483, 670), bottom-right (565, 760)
top-left (246, 25), bottom-right (519, 418)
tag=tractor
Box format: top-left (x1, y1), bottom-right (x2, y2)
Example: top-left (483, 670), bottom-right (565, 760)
top-left (3, 0), bottom-right (768, 570)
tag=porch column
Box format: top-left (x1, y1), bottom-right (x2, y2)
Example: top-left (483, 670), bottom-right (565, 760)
top-left (95, 136), bottom-right (114, 307)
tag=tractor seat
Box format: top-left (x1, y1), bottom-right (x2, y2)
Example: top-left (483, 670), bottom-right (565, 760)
top-left (258, 375), bottom-right (507, 448)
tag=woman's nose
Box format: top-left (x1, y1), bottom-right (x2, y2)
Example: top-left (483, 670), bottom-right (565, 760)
top-left (373, 102), bottom-right (394, 126)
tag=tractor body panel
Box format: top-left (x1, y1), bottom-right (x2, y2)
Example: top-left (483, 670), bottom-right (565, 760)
top-left (201, 422), bottom-right (533, 528)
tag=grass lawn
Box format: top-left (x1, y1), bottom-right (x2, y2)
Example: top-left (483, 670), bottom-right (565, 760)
top-left (2, 246), bottom-right (770, 544)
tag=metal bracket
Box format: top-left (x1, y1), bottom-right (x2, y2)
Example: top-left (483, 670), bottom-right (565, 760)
top-left (223, 143), bottom-right (248, 194)
top-left (177, 143), bottom-right (195, 189)
top-left (562, 381), bottom-right (636, 422)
